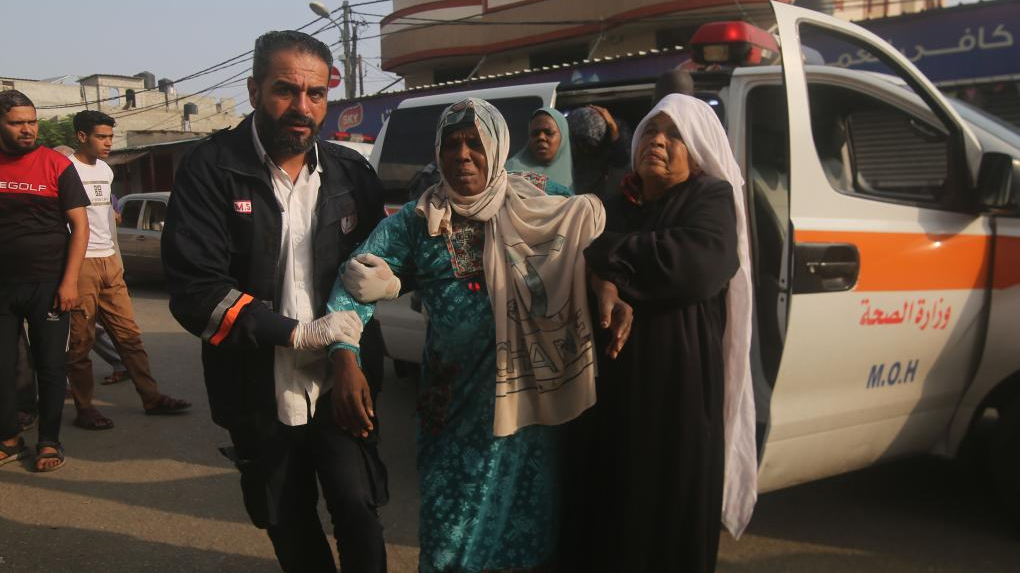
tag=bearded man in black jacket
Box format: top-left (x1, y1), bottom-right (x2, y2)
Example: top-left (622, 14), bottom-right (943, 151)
top-left (162, 31), bottom-right (390, 573)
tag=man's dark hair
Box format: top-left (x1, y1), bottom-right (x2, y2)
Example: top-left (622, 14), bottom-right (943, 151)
top-left (73, 110), bottom-right (116, 135)
top-left (654, 69), bottom-right (695, 102)
top-left (0, 90), bottom-right (35, 116)
top-left (253, 30), bottom-right (333, 83)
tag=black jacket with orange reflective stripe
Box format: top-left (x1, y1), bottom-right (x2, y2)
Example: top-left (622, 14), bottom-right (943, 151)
top-left (162, 114), bottom-right (386, 432)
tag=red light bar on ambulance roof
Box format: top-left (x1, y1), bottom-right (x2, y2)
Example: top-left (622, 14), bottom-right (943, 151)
top-left (333, 131), bottom-right (376, 143)
top-left (689, 21), bottom-right (779, 66)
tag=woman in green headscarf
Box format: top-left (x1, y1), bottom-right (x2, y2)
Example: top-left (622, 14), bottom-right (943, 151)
top-left (505, 107), bottom-right (574, 191)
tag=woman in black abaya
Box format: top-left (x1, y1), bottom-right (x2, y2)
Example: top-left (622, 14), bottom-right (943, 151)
top-left (564, 94), bottom-right (758, 573)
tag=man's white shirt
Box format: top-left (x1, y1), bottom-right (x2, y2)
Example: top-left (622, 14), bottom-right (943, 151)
top-left (70, 155), bottom-right (116, 258)
top-left (251, 120), bottom-right (329, 426)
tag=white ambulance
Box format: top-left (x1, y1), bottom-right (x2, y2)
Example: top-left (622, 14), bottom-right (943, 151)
top-left (368, 2), bottom-right (1020, 517)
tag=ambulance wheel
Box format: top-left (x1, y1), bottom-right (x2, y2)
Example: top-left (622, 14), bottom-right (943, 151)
top-left (991, 393), bottom-right (1020, 525)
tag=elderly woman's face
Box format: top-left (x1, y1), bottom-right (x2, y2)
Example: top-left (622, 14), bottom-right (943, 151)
top-left (527, 113), bottom-right (561, 164)
top-left (440, 124), bottom-right (489, 196)
top-left (635, 112), bottom-right (691, 188)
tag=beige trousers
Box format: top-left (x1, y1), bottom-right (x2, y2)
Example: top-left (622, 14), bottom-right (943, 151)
top-left (66, 255), bottom-right (160, 409)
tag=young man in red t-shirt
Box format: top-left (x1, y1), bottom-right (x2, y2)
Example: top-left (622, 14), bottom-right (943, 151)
top-left (0, 90), bottom-right (90, 472)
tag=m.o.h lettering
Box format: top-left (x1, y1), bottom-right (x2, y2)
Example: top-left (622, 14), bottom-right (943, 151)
top-left (866, 359), bottom-right (920, 388)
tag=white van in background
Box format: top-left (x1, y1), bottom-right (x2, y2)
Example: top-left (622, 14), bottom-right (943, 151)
top-left (327, 131), bottom-right (375, 162)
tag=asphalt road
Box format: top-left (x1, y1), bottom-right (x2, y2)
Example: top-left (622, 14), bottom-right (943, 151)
top-left (1, 285), bottom-right (1017, 573)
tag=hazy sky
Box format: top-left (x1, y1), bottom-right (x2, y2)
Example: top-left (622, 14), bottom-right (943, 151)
top-left (4, 0), bottom-right (397, 113)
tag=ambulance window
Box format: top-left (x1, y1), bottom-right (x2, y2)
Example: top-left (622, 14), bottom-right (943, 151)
top-left (797, 23), bottom-right (962, 206)
top-left (847, 105), bottom-right (947, 199)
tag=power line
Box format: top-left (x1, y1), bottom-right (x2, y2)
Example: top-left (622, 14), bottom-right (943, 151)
top-left (106, 68), bottom-right (249, 122)
top-left (38, 54), bottom-right (253, 111)
top-left (360, 57), bottom-right (399, 78)
top-left (36, 11), bottom-right (343, 111)
top-left (139, 88), bottom-right (248, 131)
top-left (111, 5), bottom-right (389, 124)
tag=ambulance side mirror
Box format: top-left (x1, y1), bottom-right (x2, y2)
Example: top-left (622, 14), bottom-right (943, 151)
top-left (978, 152), bottom-right (1020, 215)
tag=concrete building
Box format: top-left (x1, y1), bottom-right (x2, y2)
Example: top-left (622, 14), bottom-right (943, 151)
top-left (380, 0), bottom-right (783, 88)
top-left (0, 72), bottom-right (243, 149)
top-left (828, 0), bottom-right (942, 22)
top-left (822, 0), bottom-right (1020, 127)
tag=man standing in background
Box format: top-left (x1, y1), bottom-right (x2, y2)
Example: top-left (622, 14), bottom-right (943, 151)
top-left (0, 90), bottom-right (90, 472)
top-left (55, 143), bottom-right (129, 386)
top-left (65, 110), bottom-right (190, 431)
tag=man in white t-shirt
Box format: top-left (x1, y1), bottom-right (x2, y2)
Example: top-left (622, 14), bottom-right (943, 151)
top-left (66, 111), bottom-right (191, 430)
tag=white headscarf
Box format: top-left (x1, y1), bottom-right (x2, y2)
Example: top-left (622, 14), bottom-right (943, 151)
top-left (633, 94), bottom-right (758, 538)
top-left (416, 98), bottom-right (606, 437)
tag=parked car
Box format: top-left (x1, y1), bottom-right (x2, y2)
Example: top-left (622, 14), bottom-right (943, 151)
top-left (117, 191), bottom-right (169, 281)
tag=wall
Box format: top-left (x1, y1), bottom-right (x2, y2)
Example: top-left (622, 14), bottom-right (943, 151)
top-left (125, 131), bottom-right (208, 148)
top-left (590, 30), bottom-right (658, 59)
top-left (834, 0), bottom-right (937, 22)
top-left (0, 74), bottom-right (243, 149)
top-left (477, 53), bottom-right (531, 77)
top-left (0, 79), bottom-right (84, 117)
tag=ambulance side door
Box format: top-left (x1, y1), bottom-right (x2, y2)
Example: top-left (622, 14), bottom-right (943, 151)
top-left (760, 1), bottom-right (989, 491)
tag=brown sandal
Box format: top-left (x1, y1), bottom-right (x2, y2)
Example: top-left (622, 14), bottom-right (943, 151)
top-left (74, 407), bottom-right (115, 430)
top-left (102, 370), bottom-right (131, 385)
top-left (144, 395), bottom-right (192, 416)
top-left (0, 437), bottom-right (28, 467)
top-left (35, 441), bottom-right (66, 472)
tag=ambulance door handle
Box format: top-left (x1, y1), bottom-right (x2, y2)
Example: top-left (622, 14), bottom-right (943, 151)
top-left (793, 243), bottom-right (860, 294)
top-left (808, 261), bottom-right (857, 277)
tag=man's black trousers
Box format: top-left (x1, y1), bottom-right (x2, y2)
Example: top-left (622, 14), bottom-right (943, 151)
top-left (0, 281), bottom-right (68, 444)
top-left (226, 391), bottom-right (389, 573)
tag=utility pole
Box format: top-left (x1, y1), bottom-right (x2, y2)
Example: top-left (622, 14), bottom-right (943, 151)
top-left (351, 19), bottom-right (361, 98)
top-left (341, 1), bottom-right (355, 100)
top-left (358, 56), bottom-right (365, 97)
top-left (309, 1), bottom-right (356, 99)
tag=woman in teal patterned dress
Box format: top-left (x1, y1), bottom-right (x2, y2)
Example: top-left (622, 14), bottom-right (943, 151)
top-left (326, 98), bottom-right (616, 572)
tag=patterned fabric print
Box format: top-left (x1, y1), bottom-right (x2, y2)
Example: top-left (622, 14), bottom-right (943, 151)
top-left (445, 217), bottom-right (485, 278)
top-left (514, 170), bottom-right (550, 191)
top-left (326, 202), bottom-right (561, 573)
top-left (417, 350), bottom-right (458, 436)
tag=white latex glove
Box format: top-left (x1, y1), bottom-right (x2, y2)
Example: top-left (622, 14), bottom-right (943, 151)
top-left (342, 253), bottom-right (401, 303)
top-left (292, 310), bottom-right (363, 350)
